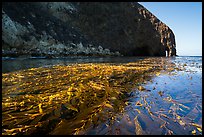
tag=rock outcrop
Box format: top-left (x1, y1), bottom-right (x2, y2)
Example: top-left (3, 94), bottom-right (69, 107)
top-left (2, 2), bottom-right (176, 57)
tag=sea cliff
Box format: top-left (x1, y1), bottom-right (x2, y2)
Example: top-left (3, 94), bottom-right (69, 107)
top-left (2, 2), bottom-right (176, 58)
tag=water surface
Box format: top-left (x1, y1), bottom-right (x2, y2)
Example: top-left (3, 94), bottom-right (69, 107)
top-left (2, 56), bottom-right (202, 135)
top-left (2, 56), bottom-right (145, 73)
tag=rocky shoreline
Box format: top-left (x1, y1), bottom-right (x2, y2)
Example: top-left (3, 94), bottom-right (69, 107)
top-left (2, 2), bottom-right (176, 58)
top-left (2, 42), bottom-right (121, 58)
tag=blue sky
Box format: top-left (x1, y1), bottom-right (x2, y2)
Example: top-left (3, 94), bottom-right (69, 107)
top-left (139, 2), bottom-right (202, 56)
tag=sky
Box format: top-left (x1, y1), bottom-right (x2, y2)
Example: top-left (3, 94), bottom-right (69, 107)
top-left (139, 2), bottom-right (202, 56)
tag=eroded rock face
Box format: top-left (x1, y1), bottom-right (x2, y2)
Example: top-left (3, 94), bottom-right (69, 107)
top-left (137, 4), bottom-right (176, 56)
top-left (2, 2), bottom-right (176, 57)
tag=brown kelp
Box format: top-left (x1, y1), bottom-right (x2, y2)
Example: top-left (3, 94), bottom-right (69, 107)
top-left (2, 58), bottom-right (180, 135)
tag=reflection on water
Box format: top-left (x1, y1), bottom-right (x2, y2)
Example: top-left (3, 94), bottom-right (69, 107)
top-left (82, 56), bottom-right (202, 135)
top-left (2, 56), bottom-right (145, 73)
top-left (2, 56), bottom-right (202, 135)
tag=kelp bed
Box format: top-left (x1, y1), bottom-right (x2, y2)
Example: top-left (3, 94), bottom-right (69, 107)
top-left (2, 57), bottom-right (202, 135)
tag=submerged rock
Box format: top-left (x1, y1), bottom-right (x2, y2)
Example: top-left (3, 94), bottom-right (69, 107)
top-left (2, 2), bottom-right (176, 57)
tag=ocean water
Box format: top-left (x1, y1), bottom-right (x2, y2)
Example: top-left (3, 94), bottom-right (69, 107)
top-left (2, 56), bottom-right (202, 135)
top-left (85, 56), bottom-right (202, 135)
top-left (2, 56), bottom-right (145, 73)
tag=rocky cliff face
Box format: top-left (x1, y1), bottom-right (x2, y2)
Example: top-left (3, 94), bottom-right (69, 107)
top-left (2, 2), bottom-right (176, 57)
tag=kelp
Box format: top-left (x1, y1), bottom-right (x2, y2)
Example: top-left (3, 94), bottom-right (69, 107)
top-left (2, 57), bottom-right (202, 135)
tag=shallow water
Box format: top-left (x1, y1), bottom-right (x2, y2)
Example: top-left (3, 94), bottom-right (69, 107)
top-left (86, 57), bottom-right (202, 135)
top-left (2, 56), bottom-right (145, 73)
top-left (68, 56), bottom-right (201, 135)
top-left (2, 56), bottom-right (202, 135)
